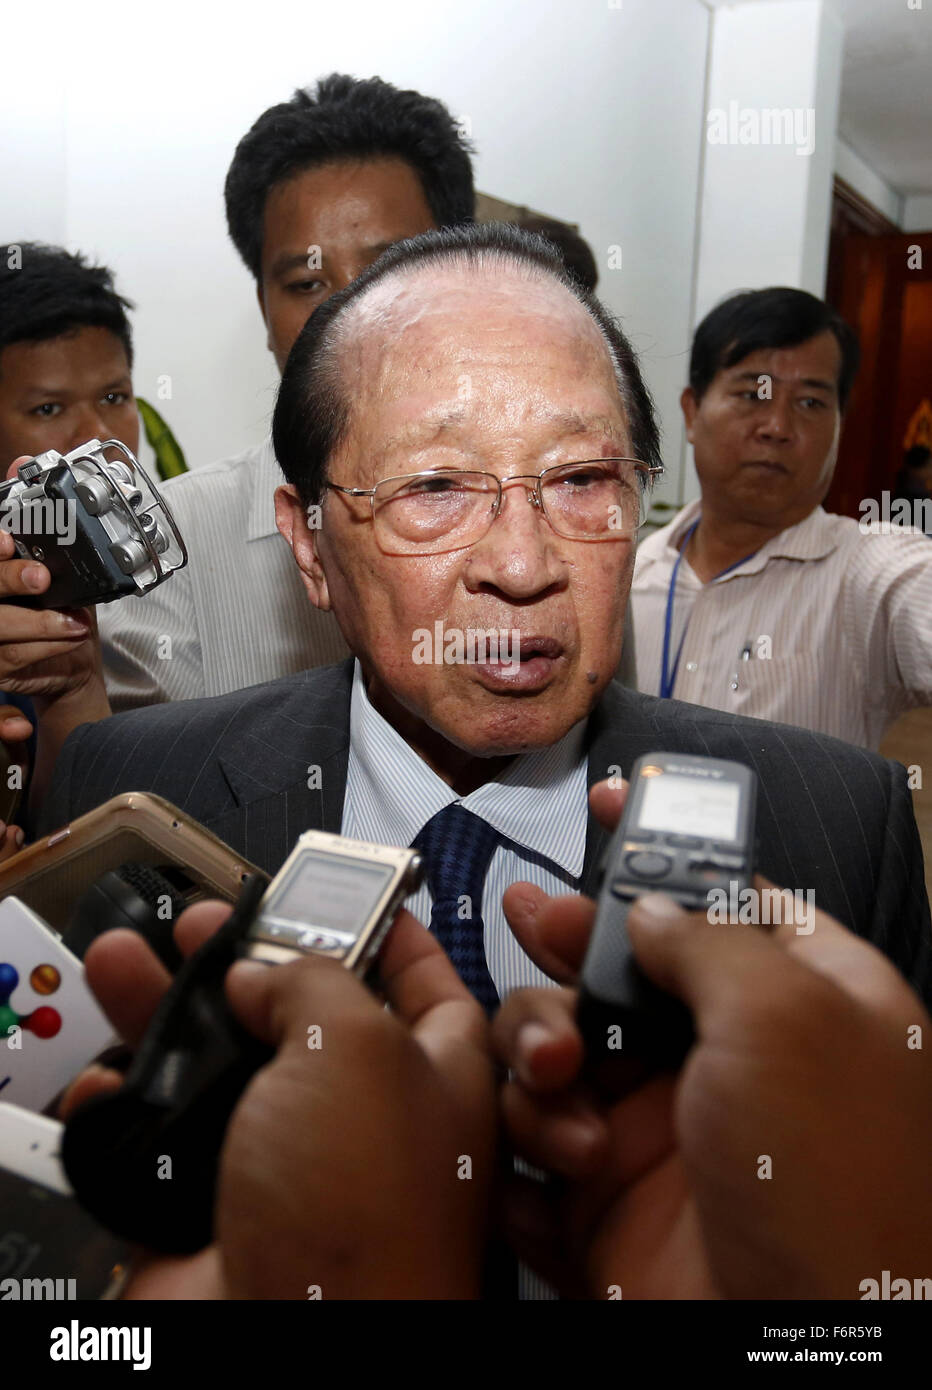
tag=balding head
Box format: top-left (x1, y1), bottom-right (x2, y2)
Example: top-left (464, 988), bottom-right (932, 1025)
top-left (273, 223), bottom-right (660, 505)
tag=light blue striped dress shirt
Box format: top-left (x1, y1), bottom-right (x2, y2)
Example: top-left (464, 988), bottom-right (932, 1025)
top-left (341, 661), bottom-right (589, 999)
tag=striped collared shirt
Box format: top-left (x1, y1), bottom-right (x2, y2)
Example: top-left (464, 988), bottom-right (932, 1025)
top-left (341, 661), bottom-right (588, 998)
top-left (99, 438), bottom-right (348, 709)
top-left (631, 499), bottom-right (932, 749)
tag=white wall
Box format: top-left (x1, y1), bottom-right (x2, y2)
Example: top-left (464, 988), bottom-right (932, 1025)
top-left (0, 0), bottom-right (710, 501)
top-left (693, 0), bottom-right (843, 322)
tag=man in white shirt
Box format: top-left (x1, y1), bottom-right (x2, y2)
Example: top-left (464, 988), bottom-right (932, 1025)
top-left (100, 74), bottom-right (475, 708)
top-left (630, 287), bottom-right (932, 748)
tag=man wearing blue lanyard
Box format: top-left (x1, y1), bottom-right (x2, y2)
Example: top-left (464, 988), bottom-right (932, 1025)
top-left (633, 286), bottom-right (932, 750)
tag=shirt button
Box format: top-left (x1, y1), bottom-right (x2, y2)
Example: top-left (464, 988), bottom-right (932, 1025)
top-left (685, 661), bottom-right (698, 672)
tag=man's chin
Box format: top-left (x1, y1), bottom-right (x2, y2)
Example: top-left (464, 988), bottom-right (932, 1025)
top-left (441, 696), bottom-right (595, 760)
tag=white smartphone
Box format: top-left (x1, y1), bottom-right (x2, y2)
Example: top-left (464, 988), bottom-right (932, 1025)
top-left (0, 897), bottom-right (116, 1112)
top-left (0, 1102), bottom-right (128, 1298)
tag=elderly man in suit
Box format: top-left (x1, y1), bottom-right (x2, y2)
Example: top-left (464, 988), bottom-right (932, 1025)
top-left (40, 224), bottom-right (932, 1007)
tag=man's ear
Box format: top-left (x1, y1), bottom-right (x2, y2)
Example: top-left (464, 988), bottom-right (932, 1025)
top-left (680, 386), bottom-right (698, 443)
top-left (275, 484), bottom-right (331, 611)
top-left (256, 281), bottom-right (273, 354)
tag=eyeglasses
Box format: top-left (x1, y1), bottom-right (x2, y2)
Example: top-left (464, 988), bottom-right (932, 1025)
top-left (325, 459), bottom-right (663, 556)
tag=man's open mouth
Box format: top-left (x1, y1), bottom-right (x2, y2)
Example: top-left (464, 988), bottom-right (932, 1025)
top-left (473, 636), bottom-right (565, 691)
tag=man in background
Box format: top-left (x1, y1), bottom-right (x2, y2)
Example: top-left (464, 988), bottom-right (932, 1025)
top-left (631, 287), bottom-right (932, 748)
top-left (99, 73), bottom-right (475, 709)
top-left (0, 243), bottom-right (138, 819)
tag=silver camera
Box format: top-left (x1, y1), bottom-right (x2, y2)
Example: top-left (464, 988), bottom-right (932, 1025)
top-left (0, 438), bottom-right (187, 608)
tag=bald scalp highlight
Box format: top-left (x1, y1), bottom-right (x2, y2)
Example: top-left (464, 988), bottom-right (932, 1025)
top-left (272, 223), bottom-right (661, 506)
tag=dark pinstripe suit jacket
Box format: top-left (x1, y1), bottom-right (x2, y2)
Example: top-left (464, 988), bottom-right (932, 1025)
top-left (40, 659), bottom-right (932, 1004)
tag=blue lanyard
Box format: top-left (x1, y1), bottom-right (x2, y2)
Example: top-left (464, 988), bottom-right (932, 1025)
top-left (660, 520), bottom-right (699, 699)
top-left (659, 518), bottom-right (759, 699)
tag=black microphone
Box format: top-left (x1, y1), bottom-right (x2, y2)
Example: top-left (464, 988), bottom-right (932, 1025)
top-left (63, 862), bottom-right (191, 971)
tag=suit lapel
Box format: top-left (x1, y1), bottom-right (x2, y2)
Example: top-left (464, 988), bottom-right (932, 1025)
top-left (208, 661), bottom-right (353, 872)
top-left (580, 681), bottom-right (666, 896)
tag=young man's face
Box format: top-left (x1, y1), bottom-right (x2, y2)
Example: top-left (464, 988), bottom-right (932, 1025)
top-left (257, 157), bottom-right (438, 373)
top-left (680, 330), bottom-right (843, 531)
top-left (0, 325), bottom-right (139, 466)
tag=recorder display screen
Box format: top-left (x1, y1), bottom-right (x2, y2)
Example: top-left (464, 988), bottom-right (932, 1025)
top-left (264, 851), bottom-right (396, 934)
top-left (639, 773), bottom-right (740, 841)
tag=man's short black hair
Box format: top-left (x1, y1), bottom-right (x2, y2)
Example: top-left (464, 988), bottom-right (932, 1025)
top-left (225, 74), bottom-right (476, 282)
top-left (0, 242), bottom-right (134, 369)
top-left (273, 222), bottom-right (661, 507)
top-left (689, 287), bottom-right (860, 411)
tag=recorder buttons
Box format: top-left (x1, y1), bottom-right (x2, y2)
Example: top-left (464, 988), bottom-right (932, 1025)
top-left (623, 851), bottom-right (673, 881)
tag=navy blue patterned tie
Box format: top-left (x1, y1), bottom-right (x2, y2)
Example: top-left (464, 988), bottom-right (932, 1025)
top-left (412, 804), bottom-right (501, 1014)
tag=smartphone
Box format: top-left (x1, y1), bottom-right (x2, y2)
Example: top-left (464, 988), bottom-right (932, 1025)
top-left (0, 1103), bottom-right (128, 1299)
top-left (577, 752), bottom-right (757, 1074)
top-left (0, 793), bottom-right (266, 966)
top-left (62, 831), bottom-right (423, 1253)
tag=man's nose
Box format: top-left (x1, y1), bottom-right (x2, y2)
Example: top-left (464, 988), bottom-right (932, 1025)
top-left (68, 404), bottom-right (111, 449)
top-left (754, 396), bottom-right (794, 442)
top-left (465, 481), bottom-right (565, 598)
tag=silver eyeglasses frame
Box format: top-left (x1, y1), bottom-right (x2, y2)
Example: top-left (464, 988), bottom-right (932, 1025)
top-left (325, 458), bottom-right (665, 554)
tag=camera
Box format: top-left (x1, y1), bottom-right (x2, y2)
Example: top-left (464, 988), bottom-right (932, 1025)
top-left (0, 438), bottom-right (187, 609)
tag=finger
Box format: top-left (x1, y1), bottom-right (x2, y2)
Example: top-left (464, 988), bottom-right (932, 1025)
top-left (0, 607), bottom-right (91, 641)
top-left (83, 928), bottom-right (173, 1048)
top-left (373, 909), bottom-right (493, 1117)
top-left (0, 638), bottom-right (92, 681)
top-left (377, 908), bottom-right (476, 1025)
top-left (623, 892), bottom-right (854, 1055)
top-left (59, 1063), bottom-right (124, 1120)
top-left (0, 703), bottom-right (34, 742)
top-left (4, 457), bottom-right (30, 482)
top-left (754, 875), bottom-right (923, 1018)
top-left (173, 899), bottom-right (232, 958)
top-left (588, 777), bottom-right (628, 832)
top-left (0, 562), bottom-right (53, 601)
top-left (499, 1076), bottom-right (609, 1177)
top-left (492, 984), bottom-right (584, 1091)
top-left (224, 950), bottom-right (364, 1052)
top-left (503, 882), bottom-right (595, 983)
top-left (0, 824), bottom-right (25, 862)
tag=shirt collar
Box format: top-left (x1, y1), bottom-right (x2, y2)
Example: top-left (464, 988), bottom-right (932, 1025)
top-left (247, 437), bottom-right (286, 542)
top-left (346, 660), bottom-right (588, 878)
top-left (639, 500), bottom-right (839, 578)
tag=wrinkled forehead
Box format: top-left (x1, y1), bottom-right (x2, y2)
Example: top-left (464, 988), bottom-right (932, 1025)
top-left (333, 260), bottom-right (621, 399)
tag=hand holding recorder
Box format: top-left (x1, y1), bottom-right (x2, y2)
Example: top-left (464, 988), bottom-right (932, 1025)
top-left (60, 836), bottom-right (497, 1297)
top-left (494, 777), bottom-right (932, 1299)
top-left (0, 441), bottom-right (187, 812)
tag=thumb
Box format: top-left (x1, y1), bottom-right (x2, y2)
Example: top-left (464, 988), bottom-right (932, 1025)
top-left (224, 950), bottom-right (366, 1054)
top-left (623, 891), bottom-right (803, 1049)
